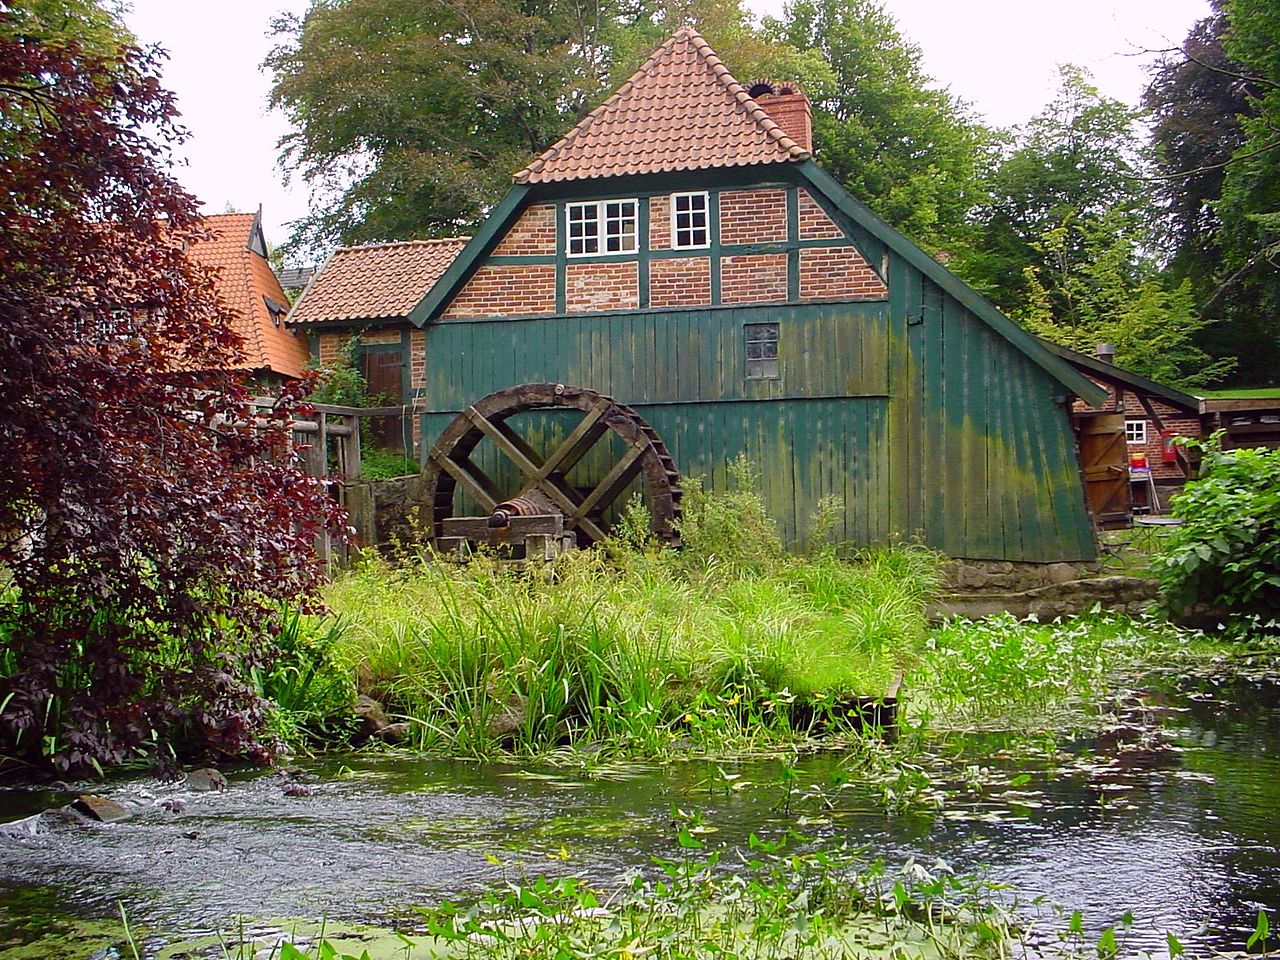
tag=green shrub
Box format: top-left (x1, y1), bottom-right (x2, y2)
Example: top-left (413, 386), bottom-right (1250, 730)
top-left (1152, 436), bottom-right (1280, 620)
top-left (674, 455), bottom-right (785, 578)
top-left (360, 446), bottom-right (420, 480)
top-left (254, 611), bottom-right (356, 746)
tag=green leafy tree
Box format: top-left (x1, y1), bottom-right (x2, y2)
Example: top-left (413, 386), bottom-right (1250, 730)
top-left (1205, 0), bottom-right (1280, 384)
top-left (267, 0), bottom-right (825, 257)
top-left (962, 65), bottom-right (1148, 316)
top-left (772, 0), bottom-right (993, 255)
top-left (1144, 3), bottom-right (1275, 384)
top-left (1144, 4), bottom-right (1253, 278)
top-left (1019, 210), bottom-right (1234, 388)
top-left (266, 0), bottom-right (618, 256)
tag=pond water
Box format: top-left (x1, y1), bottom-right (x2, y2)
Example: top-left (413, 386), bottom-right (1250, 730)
top-left (1, 673), bottom-right (1277, 958)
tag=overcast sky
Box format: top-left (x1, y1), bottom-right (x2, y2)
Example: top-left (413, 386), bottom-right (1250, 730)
top-left (122, 0), bottom-right (1211, 259)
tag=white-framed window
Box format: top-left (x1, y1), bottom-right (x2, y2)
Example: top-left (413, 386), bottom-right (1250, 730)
top-left (1125, 419), bottom-right (1147, 445)
top-left (566, 199), bottom-right (638, 256)
top-left (745, 322), bottom-right (779, 380)
top-left (671, 192), bottom-right (710, 249)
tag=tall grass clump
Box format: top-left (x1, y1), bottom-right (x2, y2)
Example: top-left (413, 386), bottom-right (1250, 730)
top-left (317, 461), bottom-right (943, 759)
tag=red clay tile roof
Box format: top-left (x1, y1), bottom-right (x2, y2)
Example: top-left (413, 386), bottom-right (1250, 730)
top-left (287, 238), bottom-right (469, 325)
top-left (515, 27), bottom-right (809, 184)
top-left (186, 212), bottom-right (311, 379)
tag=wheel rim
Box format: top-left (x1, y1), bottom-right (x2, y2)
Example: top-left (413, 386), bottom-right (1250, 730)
top-left (421, 383), bottom-right (682, 547)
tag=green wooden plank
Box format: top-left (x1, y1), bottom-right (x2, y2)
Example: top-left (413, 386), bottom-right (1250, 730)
top-left (904, 266), bottom-right (924, 537)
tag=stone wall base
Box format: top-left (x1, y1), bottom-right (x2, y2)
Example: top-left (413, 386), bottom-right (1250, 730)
top-left (931, 575), bottom-right (1160, 621)
top-left (343, 474), bottom-right (428, 551)
top-left (942, 558), bottom-right (1104, 594)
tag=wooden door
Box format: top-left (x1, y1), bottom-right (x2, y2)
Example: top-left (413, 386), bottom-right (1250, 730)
top-left (361, 349), bottom-right (405, 451)
top-left (1076, 412), bottom-right (1130, 525)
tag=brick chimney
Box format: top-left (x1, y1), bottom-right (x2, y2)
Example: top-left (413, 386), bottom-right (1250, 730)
top-left (748, 81), bottom-right (813, 153)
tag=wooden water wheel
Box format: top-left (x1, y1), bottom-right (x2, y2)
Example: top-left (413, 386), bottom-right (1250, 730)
top-left (421, 383), bottom-right (682, 549)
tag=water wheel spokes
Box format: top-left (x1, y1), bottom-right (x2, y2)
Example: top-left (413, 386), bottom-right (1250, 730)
top-left (422, 383), bottom-right (682, 547)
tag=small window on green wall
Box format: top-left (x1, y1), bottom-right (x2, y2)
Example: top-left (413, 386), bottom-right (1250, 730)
top-left (745, 323), bottom-right (779, 380)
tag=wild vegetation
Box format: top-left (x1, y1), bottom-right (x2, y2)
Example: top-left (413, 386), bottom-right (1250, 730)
top-left (0, 5), bottom-right (342, 775)
top-left (299, 464), bottom-right (940, 759)
top-left (266, 455), bottom-right (1263, 762)
top-left (1152, 435), bottom-right (1280, 623)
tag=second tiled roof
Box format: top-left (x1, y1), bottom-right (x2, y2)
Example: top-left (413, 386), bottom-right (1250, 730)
top-left (515, 26), bottom-right (810, 184)
top-left (288, 238), bottom-right (469, 324)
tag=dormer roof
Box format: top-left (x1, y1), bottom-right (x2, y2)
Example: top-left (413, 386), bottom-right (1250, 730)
top-left (514, 26), bottom-right (810, 185)
top-left (187, 211), bottom-right (311, 379)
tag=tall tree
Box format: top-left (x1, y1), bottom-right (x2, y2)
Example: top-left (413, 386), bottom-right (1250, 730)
top-left (772, 0), bottom-right (992, 256)
top-left (964, 65), bottom-right (1232, 388)
top-left (1018, 211), bottom-right (1234, 388)
top-left (0, 3), bottom-right (340, 773)
top-left (267, 0), bottom-right (620, 256)
top-left (962, 65), bottom-right (1149, 318)
top-left (1206, 0), bottom-right (1280, 383)
top-left (1144, 3), bottom-right (1273, 383)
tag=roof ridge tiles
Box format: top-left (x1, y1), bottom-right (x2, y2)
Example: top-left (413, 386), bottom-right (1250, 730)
top-left (335, 237), bottom-right (470, 253)
top-left (514, 26), bottom-right (808, 185)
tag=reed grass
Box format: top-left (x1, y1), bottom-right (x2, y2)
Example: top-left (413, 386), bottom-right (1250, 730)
top-left (317, 507), bottom-right (941, 759)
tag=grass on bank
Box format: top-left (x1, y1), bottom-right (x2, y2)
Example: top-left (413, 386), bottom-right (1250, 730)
top-left (316, 541), bottom-right (940, 758)
top-left (279, 460), bottom-right (943, 758)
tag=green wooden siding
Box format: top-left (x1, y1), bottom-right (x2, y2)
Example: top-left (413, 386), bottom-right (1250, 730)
top-left (423, 303), bottom-right (890, 410)
top-left (421, 397), bottom-right (890, 546)
top-left (417, 268), bottom-right (1096, 560)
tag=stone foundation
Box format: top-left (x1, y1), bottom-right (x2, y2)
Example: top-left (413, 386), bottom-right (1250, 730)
top-left (934, 559), bottom-right (1160, 619)
top-left (342, 474), bottom-right (429, 550)
top-left (942, 559), bottom-right (1104, 594)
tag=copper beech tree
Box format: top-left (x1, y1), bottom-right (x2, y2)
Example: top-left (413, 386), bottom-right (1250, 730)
top-left (0, 11), bottom-right (343, 773)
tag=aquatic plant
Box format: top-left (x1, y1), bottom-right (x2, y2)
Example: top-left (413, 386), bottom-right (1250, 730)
top-left (913, 611), bottom-right (1208, 730)
top-left (191, 835), bottom-right (1012, 960)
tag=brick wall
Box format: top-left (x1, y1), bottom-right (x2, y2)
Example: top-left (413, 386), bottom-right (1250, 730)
top-left (721, 253), bottom-right (787, 305)
top-left (1124, 397), bottom-right (1199, 481)
top-left (650, 256), bottom-right (711, 308)
top-left (798, 189), bottom-right (843, 240)
top-left (719, 188), bottom-right (787, 245)
top-left (493, 204), bottom-right (556, 256)
top-left (317, 332), bottom-right (343, 365)
top-left (649, 195), bottom-right (671, 251)
top-left (566, 261), bottom-right (639, 313)
top-left (443, 264), bottom-right (556, 318)
top-left (799, 247), bottom-right (887, 300)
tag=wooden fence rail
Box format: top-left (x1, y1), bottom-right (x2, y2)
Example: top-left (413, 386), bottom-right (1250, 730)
top-left (249, 398), bottom-right (416, 568)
